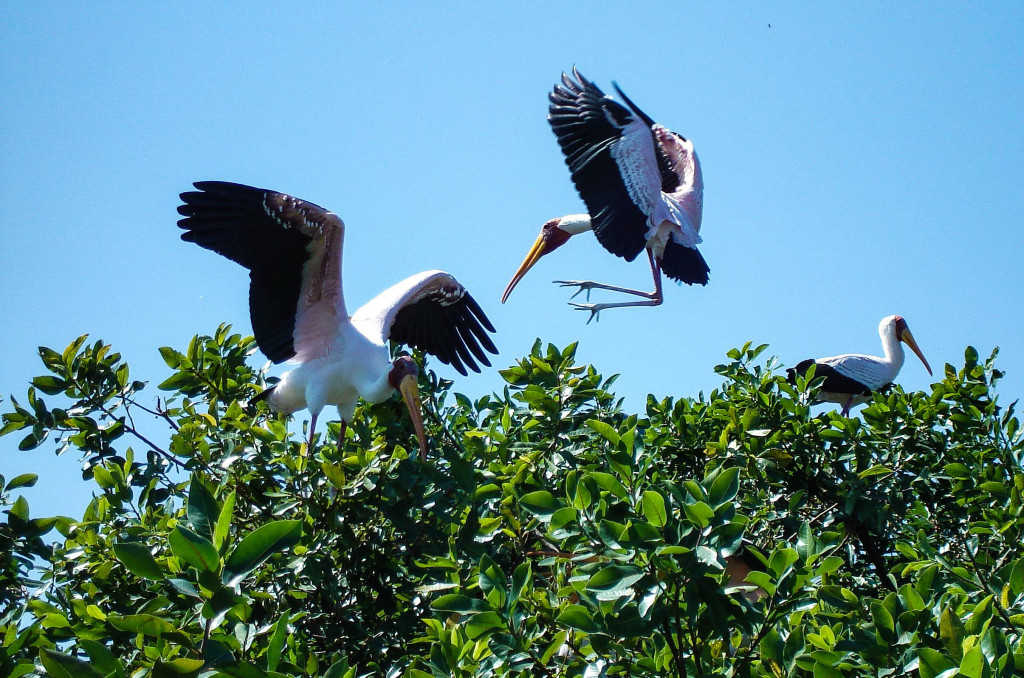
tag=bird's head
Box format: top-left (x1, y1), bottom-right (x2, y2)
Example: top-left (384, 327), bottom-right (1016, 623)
top-left (387, 355), bottom-right (428, 460)
top-left (887, 315), bottom-right (933, 376)
top-left (501, 215), bottom-right (589, 303)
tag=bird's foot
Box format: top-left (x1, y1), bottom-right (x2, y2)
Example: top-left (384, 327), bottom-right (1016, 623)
top-left (568, 301), bottom-right (606, 324)
top-left (553, 280), bottom-right (599, 301)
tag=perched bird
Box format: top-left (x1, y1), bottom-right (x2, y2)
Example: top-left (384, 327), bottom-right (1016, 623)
top-left (177, 181), bottom-right (497, 458)
top-left (788, 315), bottom-right (932, 416)
top-left (502, 68), bottom-right (709, 320)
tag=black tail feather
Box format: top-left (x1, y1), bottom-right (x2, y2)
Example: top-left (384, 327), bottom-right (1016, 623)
top-left (661, 241), bottom-right (709, 286)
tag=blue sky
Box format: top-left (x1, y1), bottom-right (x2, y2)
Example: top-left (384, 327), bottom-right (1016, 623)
top-left (3, 3), bottom-right (1023, 520)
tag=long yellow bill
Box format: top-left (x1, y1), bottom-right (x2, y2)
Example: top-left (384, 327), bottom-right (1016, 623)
top-left (900, 328), bottom-right (933, 376)
top-left (501, 232), bottom-right (548, 303)
top-left (398, 373), bottom-right (428, 461)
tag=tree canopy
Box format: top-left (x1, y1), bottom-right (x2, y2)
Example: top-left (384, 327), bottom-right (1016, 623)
top-left (2, 327), bottom-right (1022, 677)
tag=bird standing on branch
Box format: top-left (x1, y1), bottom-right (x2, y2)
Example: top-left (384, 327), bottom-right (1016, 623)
top-left (788, 315), bottom-right (932, 416)
top-left (502, 68), bottom-right (709, 321)
top-left (177, 181), bottom-right (498, 458)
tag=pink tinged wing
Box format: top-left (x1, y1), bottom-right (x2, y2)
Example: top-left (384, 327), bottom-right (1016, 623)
top-left (177, 182), bottom-right (345, 364)
top-left (350, 271), bottom-right (497, 376)
top-left (609, 117), bottom-right (664, 218)
top-left (259, 194), bottom-right (348, 363)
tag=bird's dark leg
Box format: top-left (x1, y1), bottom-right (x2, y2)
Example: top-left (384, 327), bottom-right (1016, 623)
top-left (307, 412), bottom-right (319, 449)
top-left (338, 418), bottom-right (348, 446)
top-left (840, 396), bottom-right (854, 417)
top-left (562, 249), bottom-right (665, 323)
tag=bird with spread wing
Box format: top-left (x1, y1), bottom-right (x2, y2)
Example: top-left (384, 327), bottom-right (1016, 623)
top-left (503, 68), bottom-right (709, 321)
top-left (177, 181), bottom-right (497, 459)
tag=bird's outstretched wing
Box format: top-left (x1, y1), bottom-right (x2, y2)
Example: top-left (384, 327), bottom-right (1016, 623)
top-left (350, 271), bottom-right (497, 376)
top-left (548, 68), bottom-right (654, 261)
top-left (177, 181), bottom-right (346, 364)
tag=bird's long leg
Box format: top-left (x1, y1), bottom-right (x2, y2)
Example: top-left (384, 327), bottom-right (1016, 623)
top-left (338, 419), bottom-right (348, 447)
top-left (840, 396), bottom-right (854, 417)
top-left (307, 412), bottom-right (319, 449)
top-left (564, 250), bottom-right (664, 323)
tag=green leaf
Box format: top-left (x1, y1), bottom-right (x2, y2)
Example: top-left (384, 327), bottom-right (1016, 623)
top-left (31, 376), bottom-right (68, 396)
top-left (214, 490), bottom-right (235, 550)
top-left (154, 658), bottom-right (206, 674)
top-left (917, 647), bottom-right (956, 678)
top-left (641, 490), bottom-right (667, 527)
top-left (588, 471), bottom-right (628, 499)
top-left (682, 501), bottom-right (715, 528)
top-left (222, 519), bottom-right (302, 586)
top-left (187, 475), bottom-right (221, 542)
top-left (6, 473), bottom-right (38, 490)
top-left (520, 490), bottom-right (561, 518)
top-left (708, 467), bottom-right (740, 506)
top-left (556, 605), bottom-right (602, 633)
top-left (431, 594), bottom-right (492, 614)
top-left (267, 610), bottom-right (290, 671)
top-left (108, 614), bottom-right (189, 643)
top-left (78, 640), bottom-right (121, 675)
top-left (586, 565), bottom-right (644, 592)
top-left (585, 420), bottom-right (619, 446)
top-left (169, 525), bottom-right (220, 573)
top-left (959, 646), bottom-right (985, 678)
top-left (158, 346), bottom-right (184, 369)
top-left (39, 649), bottom-right (103, 678)
top-left (940, 607), bottom-right (965, 662)
top-left (113, 542), bottom-right (164, 581)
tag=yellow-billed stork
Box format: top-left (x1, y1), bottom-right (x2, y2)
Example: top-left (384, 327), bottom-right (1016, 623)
top-left (788, 315), bottom-right (932, 416)
top-left (177, 181), bottom-right (497, 459)
top-left (502, 68), bottom-right (709, 321)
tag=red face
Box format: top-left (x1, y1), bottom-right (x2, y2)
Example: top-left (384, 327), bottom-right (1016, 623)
top-left (540, 218), bottom-right (572, 254)
top-left (387, 355), bottom-right (419, 389)
top-left (501, 218), bottom-right (572, 304)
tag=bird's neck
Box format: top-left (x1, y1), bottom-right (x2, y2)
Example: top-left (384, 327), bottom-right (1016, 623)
top-left (559, 214), bottom-right (593, 235)
top-left (879, 327), bottom-right (906, 377)
top-left (361, 368), bottom-right (397, 406)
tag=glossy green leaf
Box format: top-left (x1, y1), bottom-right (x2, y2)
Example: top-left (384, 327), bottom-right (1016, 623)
top-left (113, 542), bottom-right (164, 581)
top-left (641, 490), bottom-right (667, 527)
top-left (169, 524), bottom-right (220, 573)
top-left (222, 519), bottom-right (302, 586)
top-left (187, 475), bottom-right (221, 542)
top-left (519, 490), bottom-right (561, 518)
top-left (39, 649), bottom-right (103, 678)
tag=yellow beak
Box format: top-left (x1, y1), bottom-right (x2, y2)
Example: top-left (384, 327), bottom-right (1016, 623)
top-left (501, 231), bottom-right (548, 303)
top-left (900, 328), bottom-right (933, 376)
top-left (398, 373), bottom-right (428, 461)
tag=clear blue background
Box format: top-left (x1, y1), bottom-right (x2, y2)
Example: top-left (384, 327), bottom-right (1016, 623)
top-left (3, 3), bottom-right (1022, 520)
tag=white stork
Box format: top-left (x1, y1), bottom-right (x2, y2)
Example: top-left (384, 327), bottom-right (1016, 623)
top-left (788, 315), bottom-right (932, 416)
top-left (502, 68), bottom-right (709, 321)
top-left (177, 181), bottom-right (498, 459)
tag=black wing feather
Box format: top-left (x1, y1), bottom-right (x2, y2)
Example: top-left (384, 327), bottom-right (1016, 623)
top-left (388, 288), bottom-right (497, 377)
top-left (787, 359), bottom-right (872, 396)
top-left (177, 181), bottom-right (316, 363)
top-left (548, 69), bottom-right (650, 262)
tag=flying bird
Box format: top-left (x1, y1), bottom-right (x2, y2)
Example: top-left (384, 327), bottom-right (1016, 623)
top-left (502, 68), bottom-right (709, 320)
top-left (177, 181), bottom-right (497, 458)
top-left (788, 315), bottom-right (932, 416)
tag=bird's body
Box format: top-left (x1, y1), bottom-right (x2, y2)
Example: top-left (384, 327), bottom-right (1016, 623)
top-left (177, 182), bottom-right (497, 457)
top-left (502, 68), bottom-right (708, 319)
top-left (789, 315), bottom-right (932, 415)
